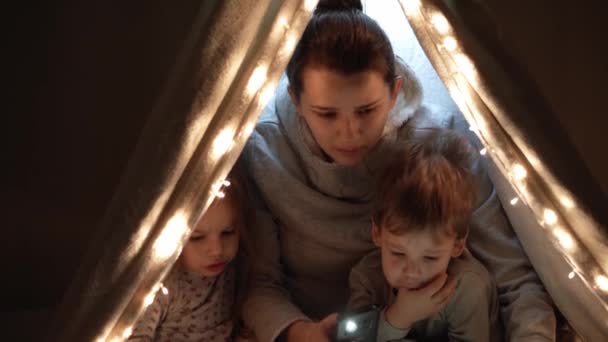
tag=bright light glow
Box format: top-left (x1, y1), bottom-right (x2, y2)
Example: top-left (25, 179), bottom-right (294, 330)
top-left (304, 0), bottom-right (318, 12)
top-left (399, 0), bottom-right (421, 13)
top-left (510, 197), bottom-right (519, 206)
top-left (560, 196), bottom-right (575, 209)
top-left (430, 13), bottom-right (450, 34)
top-left (278, 16), bottom-right (289, 30)
top-left (210, 127), bottom-right (235, 160)
top-left (553, 228), bottom-right (574, 249)
top-left (281, 34), bottom-right (298, 59)
top-left (512, 164), bottom-right (527, 181)
top-left (479, 148), bottom-right (487, 155)
top-left (123, 327), bottom-right (133, 339)
top-left (259, 83), bottom-right (276, 108)
top-left (216, 191), bottom-right (226, 199)
top-left (143, 292), bottom-right (155, 307)
top-left (153, 212), bottom-right (188, 260)
top-left (568, 271), bottom-right (576, 279)
top-left (345, 320), bottom-right (358, 333)
top-left (161, 285), bottom-right (169, 295)
top-left (454, 53), bottom-right (476, 79)
top-left (443, 36), bottom-right (458, 51)
top-left (246, 65), bottom-right (268, 96)
top-left (543, 209), bottom-right (558, 225)
top-left (222, 180), bottom-right (231, 187)
top-left (595, 275), bottom-right (608, 291)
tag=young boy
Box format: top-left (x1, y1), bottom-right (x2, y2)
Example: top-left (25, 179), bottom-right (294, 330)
top-left (348, 128), bottom-right (501, 341)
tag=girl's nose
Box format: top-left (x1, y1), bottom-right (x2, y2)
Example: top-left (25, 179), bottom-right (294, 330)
top-left (207, 237), bottom-right (223, 258)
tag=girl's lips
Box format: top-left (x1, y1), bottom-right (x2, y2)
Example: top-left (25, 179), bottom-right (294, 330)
top-left (206, 262), bottom-right (226, 272)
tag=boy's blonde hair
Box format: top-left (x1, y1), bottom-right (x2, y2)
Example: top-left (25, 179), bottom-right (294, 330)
top-left (373, 128), bottom-right (477, 239)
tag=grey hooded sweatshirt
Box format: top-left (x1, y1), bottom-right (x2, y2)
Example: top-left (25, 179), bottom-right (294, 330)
top-left (241, 62), bottom-right (556, 342)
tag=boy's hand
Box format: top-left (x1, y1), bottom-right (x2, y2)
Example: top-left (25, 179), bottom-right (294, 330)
top-left (385, 273), bottom-right (456, 329)
top-left (285, 313), bottom-right (338, 342)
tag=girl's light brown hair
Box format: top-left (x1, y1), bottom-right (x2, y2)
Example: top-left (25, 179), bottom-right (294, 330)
top-left (373, 128), bottom-right (477, 239)
top-left (220, 160), bottom-right (254, 323)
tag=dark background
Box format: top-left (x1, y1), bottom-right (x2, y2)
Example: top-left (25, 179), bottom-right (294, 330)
top-left (2, 0), bottom-right (606, 340)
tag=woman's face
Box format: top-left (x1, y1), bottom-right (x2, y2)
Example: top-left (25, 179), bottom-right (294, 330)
top-left (291, 67), bottom-right (402, 166)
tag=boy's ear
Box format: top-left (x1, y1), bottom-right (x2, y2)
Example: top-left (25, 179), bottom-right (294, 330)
top-left (371, 222), bottom-right (383, 247)
top-left (451, 237), bottom-right (466, 257)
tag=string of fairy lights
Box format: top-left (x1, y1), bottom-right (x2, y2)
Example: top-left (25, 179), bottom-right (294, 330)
top-left (398, 0), bottom-right (608, 311)
top-left (102, 1), bottom-right (321, 341)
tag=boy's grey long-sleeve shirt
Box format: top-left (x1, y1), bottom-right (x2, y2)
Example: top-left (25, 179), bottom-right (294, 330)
top-left (348, 249), bottom-right (501, 342)
top-left (241, 66), bottom-right (556, 342)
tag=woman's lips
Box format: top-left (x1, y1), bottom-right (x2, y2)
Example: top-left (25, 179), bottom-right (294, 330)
top-left (335, 146), bottom-right (364, 156)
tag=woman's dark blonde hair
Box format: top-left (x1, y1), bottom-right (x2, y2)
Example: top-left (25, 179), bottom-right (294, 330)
top-left (286, 0), bottom-right (397, 100)
top-left (373, 128), bottom-right (477, 239)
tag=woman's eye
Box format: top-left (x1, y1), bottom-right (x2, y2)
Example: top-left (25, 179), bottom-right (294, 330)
top-left (424, 256), bottom-right (438, 262)
top-left (189, 235), bottom-right (204, 241)
top-left (316, 111), bottom-right (337, 119)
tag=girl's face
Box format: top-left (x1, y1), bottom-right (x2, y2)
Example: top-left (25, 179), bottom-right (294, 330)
top-left (372, 225), bottom-right (465, 290)
top-left (290, 67), bottom-right (402, 166)
top-left (179, 198), bottom-right (240, 277)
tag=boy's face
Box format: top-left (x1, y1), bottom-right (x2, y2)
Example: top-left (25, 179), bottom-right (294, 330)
top-left (373, 224), bottom-right (465, 290)
top-left (179, 198), bottom-right (240, 277)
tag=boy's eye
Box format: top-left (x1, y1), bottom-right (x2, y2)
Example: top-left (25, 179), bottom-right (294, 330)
top-left (424, 256), bottom-right (439, 262)
top-left (357, 107), bottom-right (375, 116)
top-left (390, 251), bottom-right (405, 257)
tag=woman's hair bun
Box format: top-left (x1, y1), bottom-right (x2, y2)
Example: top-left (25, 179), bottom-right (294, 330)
top-left (314, 0), bottom-right (363, 14)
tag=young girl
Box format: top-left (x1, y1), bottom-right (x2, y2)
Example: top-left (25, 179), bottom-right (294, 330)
top-left (242, 0), bottom-right (555, 341)
top-left (128, 162), bottom-right (255, 341)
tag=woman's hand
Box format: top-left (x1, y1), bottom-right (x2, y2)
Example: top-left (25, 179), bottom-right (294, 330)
top-left (285, 313), bottom-right (338, 342)
top-left (385, 273), bottom-right (456, 329)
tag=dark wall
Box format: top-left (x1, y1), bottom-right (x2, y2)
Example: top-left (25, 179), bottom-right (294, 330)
top-left (3, 0), bottom-right (202, 337)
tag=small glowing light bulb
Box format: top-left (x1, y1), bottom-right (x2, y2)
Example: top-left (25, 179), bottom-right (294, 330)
top-left (512, 164), bottom-right (527, 181)
top-left (430, 13), bottom-right (450, 34)
top-left (345, 320), bottom-right (358, 333)
top-left (216, 191), bottom-right (226, 199)
top-left (144, 292), bottom-right (155, 307)
top-left (123, 327), bottom-right (133, 339)
top-left (443, 36), bottom-right (458, 51)
top-left (480, 148), bottom-right (487, 155)
top-left (568, 271), bottom-right (575, 279)
top-left (161, 285), bottom-right (169, 295)
top-left (595, 275), bottom-right (608, 291)
top-left (543, 209), bottom-right (558, 225)
top-left (222, 180), bottom-right (231, 187)
top-left (510, 197), bottom-right (519, 206)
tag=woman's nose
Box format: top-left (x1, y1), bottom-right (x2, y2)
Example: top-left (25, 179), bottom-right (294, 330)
top-left (338, 115), bottom-right (362, 138)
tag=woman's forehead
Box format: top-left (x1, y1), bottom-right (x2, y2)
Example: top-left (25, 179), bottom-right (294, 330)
top-left (299, 67), bottom-right (390, 106)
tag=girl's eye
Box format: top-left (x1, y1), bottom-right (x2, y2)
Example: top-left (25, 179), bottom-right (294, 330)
top-left (222, 228), bottom-right (236, 236)
top-left (189, 235), bottom-right (205, 241)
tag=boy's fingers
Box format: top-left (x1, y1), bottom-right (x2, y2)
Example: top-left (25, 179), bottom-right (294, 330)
top-left (423, 273), bottom-right (448, 295)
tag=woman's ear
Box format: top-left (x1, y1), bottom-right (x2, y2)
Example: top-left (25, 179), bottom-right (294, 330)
top-left (287, 85), bottom-right (300, 108)
top-left (372, 222), bottom-right (383, 247)
top-left (450, 237), bottom-right (466, 257)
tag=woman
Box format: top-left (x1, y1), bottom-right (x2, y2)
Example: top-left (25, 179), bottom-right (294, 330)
top-left (241, 1), bottom-right (555, 341)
